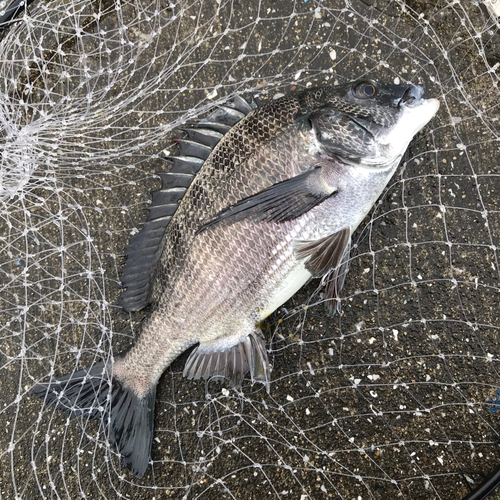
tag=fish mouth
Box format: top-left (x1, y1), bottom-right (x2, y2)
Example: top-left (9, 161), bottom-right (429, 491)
top-left (397, 85), bottom-right (440, 115)
top-left (378, 95), bottom-right (440, 148)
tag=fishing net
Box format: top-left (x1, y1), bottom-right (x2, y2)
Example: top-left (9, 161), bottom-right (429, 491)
top-left (1, 0), bottom-right (499, 498)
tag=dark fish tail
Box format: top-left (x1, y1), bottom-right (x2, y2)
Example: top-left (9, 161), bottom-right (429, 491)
top-left (32, 360), bottom-right (156, 478)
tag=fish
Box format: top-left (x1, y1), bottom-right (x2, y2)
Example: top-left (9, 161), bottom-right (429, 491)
top-left (33, 80), bottom-right (440, 478)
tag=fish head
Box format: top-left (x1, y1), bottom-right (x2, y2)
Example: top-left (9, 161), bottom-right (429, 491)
top-left (303, 80), bottom-right (440, 167)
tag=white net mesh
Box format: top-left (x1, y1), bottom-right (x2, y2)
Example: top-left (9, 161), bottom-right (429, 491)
top-left (1, 0), bottom-right (500, 498)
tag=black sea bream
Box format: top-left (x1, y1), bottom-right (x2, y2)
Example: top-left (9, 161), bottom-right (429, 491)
top-left (34, 80), bottom-right (439, 477)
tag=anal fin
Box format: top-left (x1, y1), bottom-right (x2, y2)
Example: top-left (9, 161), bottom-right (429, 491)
top-left (183, 331), bottom-right (271, 392)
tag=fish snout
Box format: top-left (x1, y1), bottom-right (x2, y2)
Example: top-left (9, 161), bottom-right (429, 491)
top-left (399, 84), bottom-right (425, 107)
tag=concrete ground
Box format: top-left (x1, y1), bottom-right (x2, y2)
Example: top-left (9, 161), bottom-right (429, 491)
top-left (1, 0), bottom-right (500, 499)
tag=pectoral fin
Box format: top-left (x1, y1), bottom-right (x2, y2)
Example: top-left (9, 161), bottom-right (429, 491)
top-left (293, 228), bottom-right (350, 277)
top-left (197, 166), bottom-right (337, 233)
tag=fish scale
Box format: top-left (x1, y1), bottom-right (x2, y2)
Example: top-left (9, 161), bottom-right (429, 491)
top-left (115, 121), bottom-right (322, 391)
top-left (117, 119), bottom-right (373, 393)
top-left (33, 80), bottom-right (440, 477)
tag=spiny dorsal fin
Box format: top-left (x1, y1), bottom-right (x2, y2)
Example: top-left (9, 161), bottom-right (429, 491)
top-left (118, 94), bottom-right (257, 312)
top-left (165, 156), bottom-right (204, 175)
top-left (180, 128), bottom-right (224, 148)
top-left (207, 105), bottom-right (246, 126)
top-left (178, 139), bottom-right (212, 160)
top-left (194, 121), bottom-right (232, 135)
top-left (231, 94), bottom-right (257, 114)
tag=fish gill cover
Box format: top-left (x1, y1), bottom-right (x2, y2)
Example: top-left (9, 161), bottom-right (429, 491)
top-left (0, 0), bottom-right (499, 499)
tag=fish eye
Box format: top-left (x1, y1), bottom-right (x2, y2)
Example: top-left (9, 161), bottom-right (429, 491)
top-left (353, 81), bottom-right (377, 99)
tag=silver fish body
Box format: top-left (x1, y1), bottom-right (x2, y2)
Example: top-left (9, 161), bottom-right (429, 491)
top-left (33, 80), bottom-right (440, 477)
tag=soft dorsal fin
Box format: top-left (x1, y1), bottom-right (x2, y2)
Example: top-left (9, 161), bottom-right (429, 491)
top-left (118, 94), bottom-right (258, 312)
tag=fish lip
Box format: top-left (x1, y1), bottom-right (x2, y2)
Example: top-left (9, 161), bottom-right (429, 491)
top-left (399, 97), bottom-right (424, 108)
top-left (405, 96), bottom-right (440, 113)
top-left (398, 94), bottom-right (440, 113)
top-left (376, 96), bottom-right (440, 148)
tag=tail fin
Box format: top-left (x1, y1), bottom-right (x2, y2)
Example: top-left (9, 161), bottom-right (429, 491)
top-left (109, 379), bottom-right (155, 477)
top-left (32, 361), bottom-right (156, 478)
